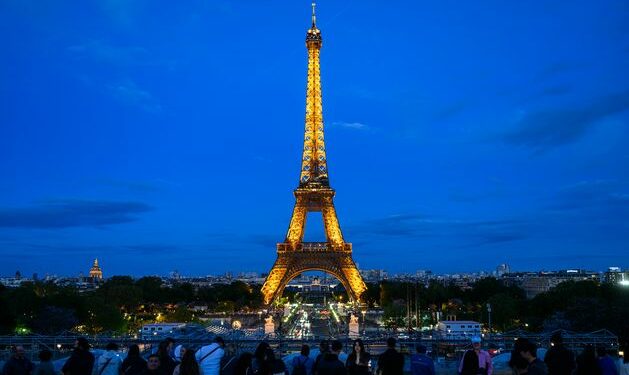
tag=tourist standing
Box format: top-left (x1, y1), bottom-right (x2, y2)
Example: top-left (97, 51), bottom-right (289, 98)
top-left (519, 341), bottom-right (547, 375)
top-left (252, 343), bottom-right (270, 375)
top-left (233, 353), bottom-right (253, 375)
top-left (315, 341), bottom-right (345, 375)
top-left (377, 338), bottom-right (404, 375)
top-left (62, 338), bottom-right (95, 375)
top-left (509, 338), bottom-right (529, 375)
top-left (34, 350), bottom-right (56, 375)
top-left (576, 345), bottom-right (601, 375)
top-left (121, 345), bottom-right (147, 375)
top-left (195, 337), bottom-right (225, 375)
top-left (312, 341), bottom-right (329, 375)
top-left (261, 348), bottom-right (288, 375)
top-left (459, 350), bottom-right (479, 375)
top-left (458, 337), bottom-right (492, 375)
top-left (174, 349), bottom-right (202, 375)
top-left (292, 345), bottom-right (314, 375)
top-left (3, 346), bottom-right (34, 375)
top-left (92, 343), bottom-right (121, 375)
top-left (544, 333), bottom-right (575, 375)
top-left (598, 347), bottom-right (619, 375)
top-left (346, 339), bottom-right (371, 375)
top-left (409, 344), bottom-right (434, 375)
top-left (157, 341), bottom-right (178, 375)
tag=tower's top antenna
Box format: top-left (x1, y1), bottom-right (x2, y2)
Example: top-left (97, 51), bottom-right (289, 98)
top-left (311, 2), bottom-right (317, 27)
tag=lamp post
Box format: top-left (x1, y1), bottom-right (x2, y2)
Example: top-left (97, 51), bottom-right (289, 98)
top-left (361, 309), bottom-right (366, 336)
top-left (486, 303), bottom-right (492, 340)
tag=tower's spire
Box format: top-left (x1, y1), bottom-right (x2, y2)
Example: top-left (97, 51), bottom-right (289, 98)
top-left (301, 2), bottom-right (326, 186)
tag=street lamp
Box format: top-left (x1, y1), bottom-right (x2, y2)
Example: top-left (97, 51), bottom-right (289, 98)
top-left (486, 303), bottom-right (492, 340)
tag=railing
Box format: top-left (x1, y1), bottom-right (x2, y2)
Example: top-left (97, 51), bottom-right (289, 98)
top-left (277, 242), bottom-right (352, 252)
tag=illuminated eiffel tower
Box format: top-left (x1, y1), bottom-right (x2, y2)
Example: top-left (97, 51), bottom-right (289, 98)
top-left (261, 3), bottom-right (367, 305)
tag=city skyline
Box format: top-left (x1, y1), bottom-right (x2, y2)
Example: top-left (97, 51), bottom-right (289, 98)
top-left (1, 1), bottom-right (629, 276)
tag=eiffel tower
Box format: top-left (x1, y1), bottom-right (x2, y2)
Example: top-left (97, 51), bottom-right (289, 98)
top-left (261, 3), bottom-right (367, 305)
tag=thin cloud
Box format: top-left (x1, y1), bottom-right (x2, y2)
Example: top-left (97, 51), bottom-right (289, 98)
top-left (107, 80), bottom-right (162, 113)
top-left (502, 91), bottom-right (629, 150)
top-left (331, 121), bottom-right (369, 130)
top-left (0, 199), bottom-right (153, 229)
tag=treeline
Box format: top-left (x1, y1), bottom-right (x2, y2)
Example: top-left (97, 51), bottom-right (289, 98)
top-left (0, 276), bottom-right (263, 335)
top-left (363, 278), bottom-right (629, 346)
top-left (1, 276), bottom-right (627, 346)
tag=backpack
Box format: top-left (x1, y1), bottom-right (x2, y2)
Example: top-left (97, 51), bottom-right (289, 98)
top-left (292, 357), bottom-right (307, 375)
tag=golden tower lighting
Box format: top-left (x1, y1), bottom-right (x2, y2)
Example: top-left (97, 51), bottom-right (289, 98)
top-left (261, 3), bottom-right (367, 305)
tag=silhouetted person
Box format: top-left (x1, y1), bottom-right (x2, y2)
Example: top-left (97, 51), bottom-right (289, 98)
top-left (62, 338), bottom-right (95, 375)
top-left (597, 347), bottom-right (618, 375)
top-left (410, 344), bottom-right (434, 375)
top-left (157, 341), bottom-right (177, 375)
top-left (233, 353), bottom-right (253, 375)
top-left (260, 348), bottom-right (287, 375)
top-left (3, 346), bottom-right (34, 375)
top-left (34, 350), bottom-right (56, 375)
top-left (459, 350), bottom-right (479, 375)
top-left (509, 338), bottom-right (529, 375)
top-left (576, 345), bottom-right (601, 375)
top-left (618, 349), bottom-right (629, 375)
top-left (122, 345), bottom-right (147, 375)
top-left (377, 338), bottom-right (404, 375)
top-left (174, 349), bottom-right (202, 375)
top-left (292, 345), bottom-right (313, 375)
top-left (312, 341), bottom-right (329, 375)
top-left (346, 339), bottom-right (370, 375)
top-left (520, 340), bottom-right (547, 375)
top-left (252, 342), bottom-right (270, 375)
top-left (316, 341), bottom-right (344, 375)
top-left (544, 333), bottom-right (575, 375)
top-left (459, 337), bottom-right (492, 375)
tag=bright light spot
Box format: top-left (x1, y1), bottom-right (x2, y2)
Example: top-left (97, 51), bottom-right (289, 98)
top-left (619, 280), bottom-right (629, 286)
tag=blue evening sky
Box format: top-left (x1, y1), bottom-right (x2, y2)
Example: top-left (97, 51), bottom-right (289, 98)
top-left (1, 1), bottom-right (628, 277)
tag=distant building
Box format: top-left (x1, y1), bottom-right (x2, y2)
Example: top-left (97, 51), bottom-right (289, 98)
top-left (89, 259), bottom-right (103, 280)
top-left (436, 320), bottom-right (481, 338)
top-left (604, 267), bottom-right (629, 285)
top-left (496, 264), bottom-right (510, 276)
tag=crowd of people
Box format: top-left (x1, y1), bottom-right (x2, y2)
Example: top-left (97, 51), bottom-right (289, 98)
top-left (1, 334), bottom-right (628, 375)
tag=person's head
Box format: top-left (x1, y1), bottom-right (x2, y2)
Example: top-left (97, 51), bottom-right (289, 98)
top-left (352, 339), bottom-right (365, 354)
top-left (214, 336), bottom-right (225, 347)
top-left (519, 340), bottom-right (538, 362)
top-left (300, 344), bottom-right (310, 357)
top-left (386, 337), bottom-right (396, 349)
top-left (39, 349), bottom-right (52, 362)
top-left (75, 337), bottom-right (90, 351)
top-left (597, 346), bottom-right (607, 358)
top-left (415, 344), bottom-right (427, 354)
top-left (106, 342), bottom-right (118, 352)
top-left (471, 336), bottom-right (482, 351)
top-left (12, 346), bottom-right (26, 359)
top-left (254, 342), bottom-right (270, 360)
top-left (319, 340), bottom-right (330, 353)
top-left (128, 344), bottom-right (140, 358)
top-left (180, 348), bottom-right (200, 375)
top-left (147, 354), bottom-right (160, 370)
top-left (331, 340), bottom-right (342, 354)
top-left (550, 332), bottom-right (563, 346)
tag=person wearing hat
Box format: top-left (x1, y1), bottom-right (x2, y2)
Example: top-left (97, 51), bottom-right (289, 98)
top-left (458, 336), bottom-right (493, 375)
top-left (410, 344), bottom-right (434, 375)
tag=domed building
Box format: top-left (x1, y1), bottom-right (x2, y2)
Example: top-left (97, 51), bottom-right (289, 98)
top-left (89, 258), bottom-right (103, 280)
